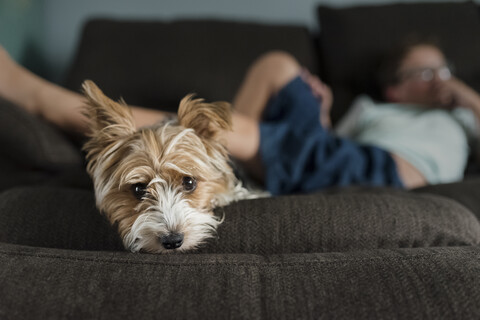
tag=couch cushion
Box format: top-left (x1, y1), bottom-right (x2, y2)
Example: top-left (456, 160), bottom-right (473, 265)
top-left (65, 19), bottom-right (317, 112)
top-left (413, 178), bottom-right (480, 219)
top-left (0, 98), bottom-right (84, 191)
top-left (1, 242), bottom-right (480, 319)
top-left (205, 189), bottom-right (480, 254)
top-left (0, 187), bottom-right (123, 251)
top-left (317, 2), bottom-right (480, 123)
top-left (1, 186), bottom-right (478, 253)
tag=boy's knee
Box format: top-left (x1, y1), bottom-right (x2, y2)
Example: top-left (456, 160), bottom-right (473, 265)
top-left (257, 51), bottom-right (300, 72)
top-left (253, 51), bottom-right (301, 91)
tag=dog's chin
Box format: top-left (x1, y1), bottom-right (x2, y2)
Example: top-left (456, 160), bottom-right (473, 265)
top-left (121, 209), bottom-right (222, 254)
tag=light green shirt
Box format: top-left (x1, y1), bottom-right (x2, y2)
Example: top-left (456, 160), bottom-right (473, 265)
top-left (335, 95), bottom-right (478, 184)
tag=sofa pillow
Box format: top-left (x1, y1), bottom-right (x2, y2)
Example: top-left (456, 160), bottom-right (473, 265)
top-left (1, 186), bottom-right (478, 253)
top-left (65, 19), bottom-right (317, 112)
top-left (317, 2), bottom-right (480, 123)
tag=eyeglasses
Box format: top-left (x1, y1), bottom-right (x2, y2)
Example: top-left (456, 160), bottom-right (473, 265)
top-left (398, 65), bottom-right (452, 82)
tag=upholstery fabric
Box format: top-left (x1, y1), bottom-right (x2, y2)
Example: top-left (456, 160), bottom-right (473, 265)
top-left (1, 243), bottom-right (480, 319)
top-left (0, 98), bottom-right (82, 170)
top-left (1, 186), bottom-right (479, 254)
top-left (414, 178), bottom-right (480, 219)
top-left (65, 19), bottom-right (317, 112)
top-left (0, 98), bottom-right (84, 191)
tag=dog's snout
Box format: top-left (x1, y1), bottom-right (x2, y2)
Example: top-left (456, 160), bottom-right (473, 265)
top-left (161, 233), bottom-right (184, 250)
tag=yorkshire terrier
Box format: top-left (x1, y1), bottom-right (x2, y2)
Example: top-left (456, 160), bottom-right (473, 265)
top-left (82, 80), bottom-right (251, 253)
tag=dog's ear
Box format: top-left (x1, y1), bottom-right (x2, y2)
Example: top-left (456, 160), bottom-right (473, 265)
top-left (177, 94), bottom-right (232, 141)
top-left (82, 80), bottom-right (136, 139)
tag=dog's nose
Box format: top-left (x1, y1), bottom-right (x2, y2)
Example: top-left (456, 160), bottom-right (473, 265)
top-left (161, 233), bottom-right (184, 250)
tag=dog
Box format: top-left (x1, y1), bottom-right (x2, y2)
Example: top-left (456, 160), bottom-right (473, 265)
top-left (82, 80), bottom-right (251, 253)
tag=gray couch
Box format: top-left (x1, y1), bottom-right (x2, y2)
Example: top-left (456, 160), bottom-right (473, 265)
top-left (2, 2), bottom-right (480, 319)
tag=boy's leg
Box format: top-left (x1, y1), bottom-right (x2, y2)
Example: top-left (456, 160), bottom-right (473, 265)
top-left (0, 46), bottom-right (89, 134)
top-left (225, 51), bottom-right (305, 181)
top-left (226, 51), bottom-right (305, 161)
top-left (232, 51), bottom-right (302, 122)
top-left (0, 46), bottom-right (170, 135)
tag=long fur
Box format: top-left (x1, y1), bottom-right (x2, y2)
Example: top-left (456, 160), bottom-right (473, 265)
top-left (82, 80), bottom-right (249, 253)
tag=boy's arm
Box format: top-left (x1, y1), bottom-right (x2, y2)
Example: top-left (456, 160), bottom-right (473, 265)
top-left (437, 78), bottom-right (480, 166)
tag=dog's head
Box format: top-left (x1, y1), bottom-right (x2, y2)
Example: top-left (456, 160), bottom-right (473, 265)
top-left (82, 80), bottom-right (243, 253)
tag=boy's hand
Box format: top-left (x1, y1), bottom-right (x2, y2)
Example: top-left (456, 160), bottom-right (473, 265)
top-left (434, 77), bottom-right (480, 111)
top-left (300, 68), bottom-right (333, 128)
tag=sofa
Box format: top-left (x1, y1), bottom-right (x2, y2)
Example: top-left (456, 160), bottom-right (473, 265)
top-left (2, 2), bottom-right (480, 319)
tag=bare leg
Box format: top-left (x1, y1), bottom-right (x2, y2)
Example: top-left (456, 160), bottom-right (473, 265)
top-left (0, 46), bottom-right (171, 135)
top-left (225, 51), bottom-right (304, 181)
top-left (0, 46), bottom-right (89, 134)
top-left (232, 51), bottom-right (302, 122)
top-left (226, 51), bottom-right (302, 159)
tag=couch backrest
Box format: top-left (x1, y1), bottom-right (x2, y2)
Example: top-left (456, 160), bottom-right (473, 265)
top-left (65, 19), bottom-right (317, 112)
top-left (317, 1), bottom-right (480, 124)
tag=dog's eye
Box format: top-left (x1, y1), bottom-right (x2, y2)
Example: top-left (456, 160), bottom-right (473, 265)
top-left (131, 183), bottom-right (148, 200)
top-left (182, 176), bottom-right (197, 192)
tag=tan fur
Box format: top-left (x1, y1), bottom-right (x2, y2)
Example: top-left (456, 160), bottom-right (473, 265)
top-left (81, 80), bottom-right (248, 253)
top-left (178, 94), bottom-right (232, 141)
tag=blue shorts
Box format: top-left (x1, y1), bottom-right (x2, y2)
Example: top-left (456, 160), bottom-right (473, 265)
top-left (259, 76), bottom-right (404, 195)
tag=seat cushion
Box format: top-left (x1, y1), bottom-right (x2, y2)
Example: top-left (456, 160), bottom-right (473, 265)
top-left (1, 242), bottom-right (480, 319)
top-left (1, 186), bottom-right (479, 253)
